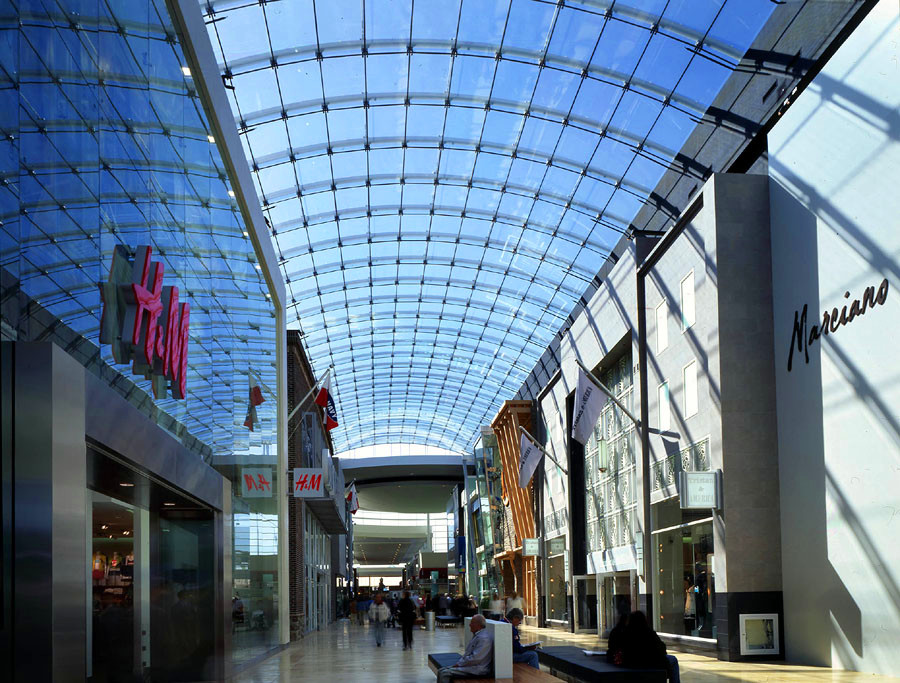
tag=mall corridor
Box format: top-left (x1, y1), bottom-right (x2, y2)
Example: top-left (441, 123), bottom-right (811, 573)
top-left (231, 621), bottom-right (900, 683)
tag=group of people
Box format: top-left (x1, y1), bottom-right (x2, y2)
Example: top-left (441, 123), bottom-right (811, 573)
top-left (350, 590), bottom-right (421, 649)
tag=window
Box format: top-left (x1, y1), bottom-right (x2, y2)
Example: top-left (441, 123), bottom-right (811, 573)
top-left (658, 382), bottom-right (670, 432)
top-left (683, 361), bottom-right (698, 418)
top-left (656, 300), bottom-right (668, 352)
top-left (681, 271), bottom-right (695, 330)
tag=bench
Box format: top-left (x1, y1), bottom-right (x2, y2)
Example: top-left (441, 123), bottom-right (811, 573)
top-left (428, 653), bottom-right (561, 682)
top-left (537, 646), bottom-right (667, 683)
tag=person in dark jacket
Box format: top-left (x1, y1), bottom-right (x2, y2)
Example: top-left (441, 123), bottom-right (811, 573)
top-left (612, 611), bottom-right (680, 683)
top-left (397, 591), bottom-right (418, 650)
top-left (605, 611), bottom-right (629, 666)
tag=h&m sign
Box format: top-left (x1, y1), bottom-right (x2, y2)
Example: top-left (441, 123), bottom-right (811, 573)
top-left (292, 468), bottom-right (324, 498)
top-left (99, 245), bottom-right (190, 399)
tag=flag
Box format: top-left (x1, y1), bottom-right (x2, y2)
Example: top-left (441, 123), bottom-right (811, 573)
top-left (346, 483), bottom-right (359, 515)
top-left (571, 365), bottom-right (604, 444)
top-left (518, 432), bottom-right (542, 488)
top-left (314, 372), bottom-right (339, 431)
top-left (243, 374), bottom-right (266, 431)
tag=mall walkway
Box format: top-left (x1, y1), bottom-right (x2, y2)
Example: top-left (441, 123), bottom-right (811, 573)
top-left (232, 620), bottom-right (900, 683)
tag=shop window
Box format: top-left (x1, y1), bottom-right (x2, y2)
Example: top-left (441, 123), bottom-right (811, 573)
top-left (683, 361), bottom-right (698, 418)
top-left (656, 299), bottom-right (668, 352)
top-left (680, 271), bottom-right (695, 330)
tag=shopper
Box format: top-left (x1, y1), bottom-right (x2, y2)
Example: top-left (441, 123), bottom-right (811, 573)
top-left (370, 593), bottom-right (390, 647)
top-left (610, 610), bottom-right (680, 683)
top-left (437, 615), bottom-right (493, 683)
top-left (397, 590), bottom-right (418, 650)
top-left (507, 591), bottom-right (524, 611)
top-left (504, 607), bottom-right (539, 668)
top-left (489, 592), bottom-right (505, 620)
top-left (357, 594), bottom-right (370, 625)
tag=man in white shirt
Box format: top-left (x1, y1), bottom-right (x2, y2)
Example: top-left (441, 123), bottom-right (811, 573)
top-left (437, 615), bottom-right (494, 682)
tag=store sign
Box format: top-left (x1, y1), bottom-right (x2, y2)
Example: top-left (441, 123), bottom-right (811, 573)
top-left (787, 278), bottom-right (889, 372)
top-left (679, 470), bottom-right (722, 510)
top-left (241, 468), bottom-right (273, 498)
top-left (523, 537), bottom-right (541, 557)
top-left (99, 245), bottom-right (190, 399)
top-left (292, 467), bottom-right (324, 498)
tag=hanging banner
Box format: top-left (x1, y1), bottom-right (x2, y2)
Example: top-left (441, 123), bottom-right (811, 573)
top-left (241, 468), bottom-right (273, 498)
top-left (292, 468), bottom-right (325, 498)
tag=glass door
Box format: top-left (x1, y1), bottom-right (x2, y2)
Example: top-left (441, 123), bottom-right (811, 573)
top-left (574, 576), bottom-right (598, 632)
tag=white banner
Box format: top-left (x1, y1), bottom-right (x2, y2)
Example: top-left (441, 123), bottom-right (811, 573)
top-left (518, 432), bottom-right (542, 488)
top-left (571, 365), bottom-right (605, 444)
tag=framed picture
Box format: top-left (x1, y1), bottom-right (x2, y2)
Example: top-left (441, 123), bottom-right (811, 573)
top-left (739, 613), bottom-right (779, 655)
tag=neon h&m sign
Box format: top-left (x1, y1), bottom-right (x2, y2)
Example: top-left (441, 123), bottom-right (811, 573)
top-left (99, 245), bottom-right (190, 399)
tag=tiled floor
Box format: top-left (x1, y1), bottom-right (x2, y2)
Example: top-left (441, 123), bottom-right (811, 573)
top-left (231, 619), bottom-right (900, 682)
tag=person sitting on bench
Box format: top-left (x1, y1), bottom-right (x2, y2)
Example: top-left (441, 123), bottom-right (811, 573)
top-left (504, 608), bottom-right (539, 669)
top-left (437, 614), bottom-right (493, 683)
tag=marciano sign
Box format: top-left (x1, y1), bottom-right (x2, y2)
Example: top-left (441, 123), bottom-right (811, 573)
top-left (99, 245), bottom-right (191, 399)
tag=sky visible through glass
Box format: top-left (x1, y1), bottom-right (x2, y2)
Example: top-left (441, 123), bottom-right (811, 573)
top-left (203, 0), bottom-right (774, 453)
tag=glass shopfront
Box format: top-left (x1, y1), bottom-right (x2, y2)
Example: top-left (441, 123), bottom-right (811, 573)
top-left (88, 446), bottom-right (215, 682)
top-left (544, 535), bottom-right (568, 623)
top-left (652, 499), bottom-right (716, 638)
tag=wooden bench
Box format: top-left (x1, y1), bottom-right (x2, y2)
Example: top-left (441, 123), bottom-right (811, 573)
top-left (428, 653), bottom-right (561, 682)
top-left (537, 646), bottom-right (667, 682)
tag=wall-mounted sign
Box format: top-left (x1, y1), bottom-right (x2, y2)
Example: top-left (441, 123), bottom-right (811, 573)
top-left (679, 470), bottom-right (722, 510)
top-left (241, 468), bottom-right (273, 498)
top-left (523, 537), bottom-right (541, 557)
top-left (739, 613), bottom-right (779, 655)
top-left (292, 467), bottom-right (324, 498)
top-left (99, 245), bottom-right (190, 399)
top-left (787, 278), bottom-right (889, 372)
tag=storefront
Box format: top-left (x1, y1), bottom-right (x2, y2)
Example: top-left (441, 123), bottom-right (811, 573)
top-left (544, 535), bottom-right (568, 624)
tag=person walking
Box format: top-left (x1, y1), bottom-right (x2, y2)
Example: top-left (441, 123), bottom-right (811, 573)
top-left (437, 615), bottom-right (494, 683)
top-left (507, 591), bottom-right (524, 611)
top-left (370, 593), bottom-right (390, 647)
top-left (489, 592), bottom-right (505, 620)
top-left (397, 590), bottom-right (418, 651)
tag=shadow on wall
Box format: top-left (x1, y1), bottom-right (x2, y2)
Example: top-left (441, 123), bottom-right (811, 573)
top-left (770, 180), bottom-right (862, 666)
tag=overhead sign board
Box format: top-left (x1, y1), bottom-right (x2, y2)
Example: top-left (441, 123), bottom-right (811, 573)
top-left (292, 468), bottom-right (324, 498)
top-left (679, 470), bottom-right (722, 510)
top-left (523, 537), bottom-right (541, 557)
top-left (241, 468), bottom-right (273, 498)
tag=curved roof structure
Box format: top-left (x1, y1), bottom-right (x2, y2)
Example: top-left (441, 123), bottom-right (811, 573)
top-left (203, 0), bottom-right (778, 452)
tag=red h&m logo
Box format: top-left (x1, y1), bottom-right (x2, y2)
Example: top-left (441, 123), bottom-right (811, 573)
top-left (292, 468), bottom-right (325, 498)
top-left (99, 245), bottom-right (190, 399)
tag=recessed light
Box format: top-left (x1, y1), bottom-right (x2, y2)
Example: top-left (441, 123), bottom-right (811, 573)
top-left (119, 482), bottom-right (134, 487)
top-left (164, 502), bottom-right (176, 507)
top-left (101, 524), bottom-right (109, 530)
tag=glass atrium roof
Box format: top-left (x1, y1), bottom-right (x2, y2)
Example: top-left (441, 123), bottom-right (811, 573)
top-left (203, 0), bottom-right (776, 453)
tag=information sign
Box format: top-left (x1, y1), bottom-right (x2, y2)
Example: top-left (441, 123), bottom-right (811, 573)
top-left (523, 537), bottom-right (541, 557)
top-left (679, 470), bottom-right (722, 509)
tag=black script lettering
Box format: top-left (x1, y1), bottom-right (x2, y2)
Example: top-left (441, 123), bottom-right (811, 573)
top-left (787, 279), bottom-right (890, 372)
top-left (861, 286), bottom-right (877, 314)
top-left (877, 278), bottom-right (889, 304)
top-left (787, 304), bottom-right (808, 372)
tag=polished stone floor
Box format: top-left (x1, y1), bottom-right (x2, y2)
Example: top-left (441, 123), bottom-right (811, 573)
top-left (232, 619), bottom-right (900, 682)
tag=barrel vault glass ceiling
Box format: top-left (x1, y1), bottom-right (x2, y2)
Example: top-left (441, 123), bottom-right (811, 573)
top-left (202, 0), bottom-right (776, 453)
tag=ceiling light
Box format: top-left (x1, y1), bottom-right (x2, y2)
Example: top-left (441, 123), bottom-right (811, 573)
top-left (181, 66), bottom-right (191, 77)
top-left (119, 482), bottom-right (134, 487)
top-left (242, 231), bottom-right (249, 237)
top-left (207, 135), bottom-right (215, 143)
top-left (227, 190), bottom-right (235, 198)
top-left (164, 502), bottom-right (176, 507)
top-left (101, 524), bottom-right (108, 530)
